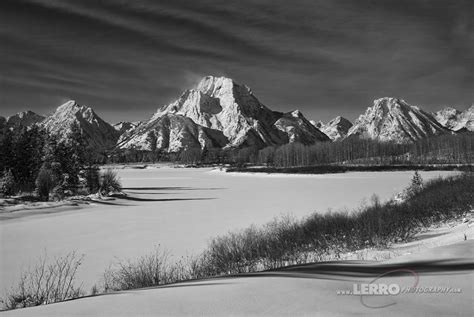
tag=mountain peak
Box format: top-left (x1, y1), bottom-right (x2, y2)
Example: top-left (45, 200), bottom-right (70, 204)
top-left (374, 97), bottom-right (401, 104)
top-left (435, 106), bottom-right (473, 132)
top-left (347, 98), bottom-right (447, 143)
top-left (372, 97), bottom-right (411, 111)
top-left (197, 75), bottom-right (233, 87)
top-left (290, 110), bottom-right (304, 118)
top-left (5, 110), bottom-right (45, 127)
top-left (57, 99), bottom-right (78, 109)
top-left (316, 116), bottom-right (353, 141)
top-left (121, 76), bottom-right (330, 151)
top-left (56, 100), bottom-right (89, 113)
top-left (16, 110), bottom-right (36, 118)
top-left (42, 101), bottom-right (118, 150)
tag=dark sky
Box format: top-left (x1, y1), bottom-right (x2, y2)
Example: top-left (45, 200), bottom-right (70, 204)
top-left (1, 0), bottom-right (473, 123)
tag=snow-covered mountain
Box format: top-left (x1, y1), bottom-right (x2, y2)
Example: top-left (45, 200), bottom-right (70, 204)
top-left (118, 76), bottom-right (328, 151)
top-left (4, 83), bottom-right (468, 152)
top-left (274, 110), bottom-right (329, 144)
top-left (113, 121), bottom-right (141, 135)
top-left (6, 110), bottom-right (45, 127)
top-left (42, 100), bottom-right (119, 150)
top-left (312, 116), bottom-right (353, 141)
top-left (434, 106), bottom-right (473, 132)
top-left (117, 113), bottom-right (228, 152)
top-left (346, 97), bottom-right (448, 143)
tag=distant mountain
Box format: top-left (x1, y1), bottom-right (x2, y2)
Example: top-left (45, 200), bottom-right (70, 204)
top-left (274, 110), bottom-right (329, 144)
top-left (312, 116), bottom-right (353, 141)
top-left (118, 76), bottom-right (328, 152)
top-left (6, 110), bottom-right (45, 127)
top-left (4, 83), bottom-right (468, 152)
top-left (113, 121), bottom-right (141, 135)
top-left (346, 97), bottom-right (448, 143)
top-left (42, 100), bottom-right (119, 150)
top-left (434, 106), bottom-right (473, 132)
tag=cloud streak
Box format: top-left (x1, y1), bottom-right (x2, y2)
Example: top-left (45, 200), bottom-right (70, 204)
top-left (1, 0), bottom-right (473, 123)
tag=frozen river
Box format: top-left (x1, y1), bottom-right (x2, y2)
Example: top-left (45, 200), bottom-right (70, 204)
top-left (0, 168), bottom-right (458, 292)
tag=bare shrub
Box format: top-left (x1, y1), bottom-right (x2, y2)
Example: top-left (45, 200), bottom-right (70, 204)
top-left (1, 251), bottom-right (84, 310)
top-left (197, 173), bottom-right (474, 277)
top-left (99, 173), bottom-right (473, 292)
top-left (103, 247), bottom-right (183, 291)
top-left (99, 169), bottom-right (122, 195)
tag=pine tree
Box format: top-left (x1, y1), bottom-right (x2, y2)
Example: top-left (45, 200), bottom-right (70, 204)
top-left (0, 169), bottom-right (15, 197)
top-left (0, 128), bottom-right (14, 174)
top-left (84, 145), bottom-right (100, 193)
top-left (66, 121), bottom-right (87, 193)
top-left (406, 171), bottom-right (424, 198)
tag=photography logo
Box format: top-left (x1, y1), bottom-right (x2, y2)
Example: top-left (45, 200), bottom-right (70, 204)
top-left (336, 269), bottom-right (462, 309)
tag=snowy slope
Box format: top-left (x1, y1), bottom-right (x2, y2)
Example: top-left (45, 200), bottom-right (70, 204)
top-left (274, 110), bottom-right (330, 144)
top-left (434, 106), bottom-right (473, 132)
top-left (113, 121), bottom-right (141, 135)
top-left (117, 113), bottom-right (228, 152)
top-left (346, 97), bottom-right (448, 143)
top-left (120, 76), bottom-right (328, 151)
top-left (312, 116), bottom-right (353, 141)
top-left (152, 76), bottom-right (286, 148)
top-left (41, 100), bottom-right (119, 150)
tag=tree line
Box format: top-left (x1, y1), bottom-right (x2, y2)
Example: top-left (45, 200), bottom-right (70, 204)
top-left (108, 132), bottom-right (474, 167)
top-left (252, 133), bottom-right (473, 167)
top-left (1, 122), bottom-right (471, 199)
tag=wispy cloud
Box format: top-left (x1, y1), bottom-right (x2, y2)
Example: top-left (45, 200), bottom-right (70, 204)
top-left (1, 0), bottom-right (472, 123)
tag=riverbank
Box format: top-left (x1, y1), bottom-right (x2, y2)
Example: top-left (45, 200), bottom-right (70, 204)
top-left (226, 164), bottom-right (473, 174)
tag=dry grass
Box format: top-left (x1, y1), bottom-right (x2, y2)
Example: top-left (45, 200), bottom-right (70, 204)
top-left (1, 251), bottom-right (84, 310)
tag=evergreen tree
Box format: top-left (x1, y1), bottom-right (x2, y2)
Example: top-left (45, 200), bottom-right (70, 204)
top-left (406, 171), bottom-right (424, 198)
top-left (0, 128), bottom-right (14, 176)
top-left (11, 126), bottom-right (45, 192)
top-left (0, 169), bottom-right (15, 197)
top-left (84, 145), bottom-right (100, 193)
top-left (65, 122), bottom-right (87, 193)
top-left (35, 167), bottom-right (55, 201)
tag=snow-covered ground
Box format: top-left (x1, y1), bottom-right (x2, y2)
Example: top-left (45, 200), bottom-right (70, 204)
top-left (3, 223), bottom-right (472, 316)
top-left (0, 169), bottom-right (459, 294)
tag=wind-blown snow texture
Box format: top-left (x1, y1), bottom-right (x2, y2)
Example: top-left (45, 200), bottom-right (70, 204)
top-left (346, 97), bottom-right (448, 143)
top-left (118, 76), bottom-right (329, 152)
top-left (435, 106), bottom-right (473, 132)
top-left (41, 100), bottom-right (119, 150)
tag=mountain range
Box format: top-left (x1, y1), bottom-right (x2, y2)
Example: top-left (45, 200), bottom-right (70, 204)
top-left (1, 76), bottom-right (472, 152)
top-left (311, 116), bottom-right (353, 141)
top-left (41, 100), bottom-right (119, 150)
top-left (434, 106), bottom-right (473, 132)
top-left (346, 97), bottom-right (450, 143)
top-left (0, 111), bottom-right (45, 129)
